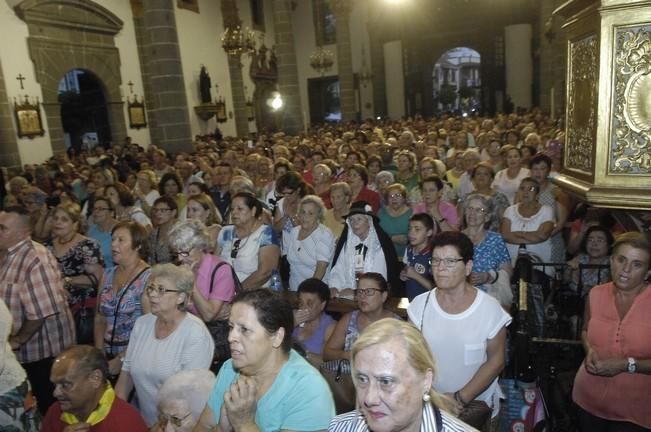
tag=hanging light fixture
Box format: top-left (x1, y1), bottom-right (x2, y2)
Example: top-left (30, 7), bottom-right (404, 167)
top-left (221, 25), bottom-right (256, 56)
top-left (309, 47), bottom-right (335, 75)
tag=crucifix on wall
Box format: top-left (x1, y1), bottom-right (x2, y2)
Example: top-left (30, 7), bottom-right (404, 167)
top-left (16, 74), bottom-right (26, 90)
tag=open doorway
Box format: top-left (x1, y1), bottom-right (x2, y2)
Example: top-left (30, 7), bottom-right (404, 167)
top-left (432, 47), bottom-right (481, 115)
top-left (308, 76), bottom-right (341, 125)
top-left (59, 69), bottom-right (111, 153)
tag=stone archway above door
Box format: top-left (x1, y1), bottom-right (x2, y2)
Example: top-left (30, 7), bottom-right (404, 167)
top-left (15, 0), bottom-right (126, 153)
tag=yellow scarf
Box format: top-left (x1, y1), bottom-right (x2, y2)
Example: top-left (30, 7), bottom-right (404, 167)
top-left (60, 383), bottom-right (115, 426)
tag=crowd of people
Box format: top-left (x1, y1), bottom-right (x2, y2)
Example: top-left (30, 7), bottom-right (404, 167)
top-left (0, 110), bottom-right (649, 431)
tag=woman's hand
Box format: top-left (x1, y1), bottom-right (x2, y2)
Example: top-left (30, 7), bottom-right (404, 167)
top-left (469, 272), bottom-right (489, 286)
top-left (224, 376), bottom-right (258, 430)
top-left (108, 357), bottom-right (122, 376)
top-left (401, 266), bottom-right (418, 281)
top-left (294, 309), bottom-right (310, 327)
top-left (585, 349), bottom-right (626, 377)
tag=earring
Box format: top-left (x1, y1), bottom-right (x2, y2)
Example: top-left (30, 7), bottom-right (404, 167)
top-left (423, 393), bottom-right (431, 402)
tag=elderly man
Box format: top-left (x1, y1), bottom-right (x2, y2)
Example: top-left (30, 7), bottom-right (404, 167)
top-left (41, 345), bottom-right (147, 431)
top-left (0, 205), bottom-right (75, 415)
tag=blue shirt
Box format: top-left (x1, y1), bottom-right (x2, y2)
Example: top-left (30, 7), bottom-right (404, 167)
top-left (208, 350), bottom-right (335, 430)
top-left (87, 223), bottom-right (113, 268)
top-left (404, 246), bottom-right (433, 301)
top-left (471, 231), bottom-right (511, 292)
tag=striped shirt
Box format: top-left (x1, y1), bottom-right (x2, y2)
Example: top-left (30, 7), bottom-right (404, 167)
top-left (0, 239), bottom-right (75, 363)
top-left (328, 403), bottom-right (477, 432)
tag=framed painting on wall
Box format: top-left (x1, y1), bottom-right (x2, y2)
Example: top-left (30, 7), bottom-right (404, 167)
top-left (14, 96), bottom-right (45, 138)
top-left (128, 96), bottom-right (147, 129)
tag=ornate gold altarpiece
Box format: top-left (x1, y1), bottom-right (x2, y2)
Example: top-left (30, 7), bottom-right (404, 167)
top-left (554, 0), bottom-right (651, 209)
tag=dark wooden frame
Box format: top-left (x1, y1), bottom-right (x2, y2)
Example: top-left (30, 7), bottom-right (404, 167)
top-left (177, 0), bottom-right (199, 13)
top-left (127, 96), bottom-right (147, 129)
top-left (14, 97), bottom-right (45, 138)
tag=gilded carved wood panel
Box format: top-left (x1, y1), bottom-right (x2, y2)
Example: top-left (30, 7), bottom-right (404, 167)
top-left (612, 25), bottom-right (651, 174)
top-left (566, 34), bottom-right (598, 176)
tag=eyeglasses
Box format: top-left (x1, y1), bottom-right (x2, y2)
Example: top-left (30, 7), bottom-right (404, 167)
top-left (465, 206), bottom-right (487, 214)
top-left (231, 239), bottom-right (241, 259)
top-left (152, 208), bottom-right (172, 213)
top-left (158, 412), bottom-right (192, 427)
top-left (431, 257), bottom-right (465, 267)
top-left (354, 288), bottom-right (383, 297)
top-left (389, 193), bottom-right (404, 199)
top-left (92, 207), bottom-right (110, 212)
top-left (172, 249), bottom-right (192, 258)
top-left (145, 285), bottom-right (180, 296)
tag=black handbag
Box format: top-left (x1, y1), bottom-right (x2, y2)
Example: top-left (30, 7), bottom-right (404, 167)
top-left (68, 273), bottom-right (98, 345)
top-left (205, 261), bottom-right (241, 372)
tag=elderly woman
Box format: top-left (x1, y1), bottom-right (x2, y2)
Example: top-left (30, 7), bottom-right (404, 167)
top-left (147, 196), bottom-right (178, 265)
top-left (324, 182), bottom-right (352, 239)
top-left (94, 221), bottom-right (151, 379)
top-left (292, 278), bottom-right (336, 367)
top-left (186, 193), bottom-right (222, 245)
top-left (407, 232), bottom-right (511, 430)
top-left (459, 162), bottom-right (510, 232)
top-left (105, 182), bottom-right (152, 230)
top-left (134, 169), bottom-right (160, 216)
top-left (461, 193), bottom-right (513, 307)
top-left (378, 183), bottom-right (413, 259)
top-left (329, 318), bottom-right (474, 432)
top-left (217, 192), bottom-right (280, 289)
top-left (153, 369), bottom-right (216, 432)
top-left (115, 264), bottom-right (214, 427)
top-left (395, 150), bottom-right (420, 198)
top-left (323, 272), bottom-right (399, 413)
top-left (193, 289), bottom-right (335, 431)
top-left (168, 219), bottom-right (236, 369)
top-left (283, 195), bottom-right (336, 291)
top-left (86, 196), bottom-right (117, 268)
top-left (413, 176), bottom-right (460, 233)
top-left (375, 170), bottom-right (395, 207)
top-left (0, 300), bottom-right (40, 431)
top-left (573, 232), bottom-right (651, 430)
top-left (329, 201), bottom-right (401, 298)
top-left (491, 145), bottom-right (530, 205)
top-left (46, 202), bottom-right (104, 343)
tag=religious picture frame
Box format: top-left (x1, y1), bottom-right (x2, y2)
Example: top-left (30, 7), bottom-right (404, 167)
top-left (14, 96), bottom-right (45, 138)
top-left (128, 96), bottom-right (147, 129)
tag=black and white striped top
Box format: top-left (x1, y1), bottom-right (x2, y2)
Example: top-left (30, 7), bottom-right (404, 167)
top-left (328, 403), bottom-right (477, 432)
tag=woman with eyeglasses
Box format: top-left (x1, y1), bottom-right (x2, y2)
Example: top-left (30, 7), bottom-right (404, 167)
top-left (94, 221), bottom-right (151, 381)
top-left (461, 193), bottom-right (513, 308)
top-left (413, 175), bottom-right (460, 233)
top-left (216, 192), bottom-right (280, 289)
top-left (146, 196), bottom-right (178, 265)
top-left (272, 171), bottom-right (309, 237)
top-left (87, 196), bottom-right (117, 268)
top-left (378, 183), bottom-right (413, 259)
top-left (458, 162), bottom-right (510, 232)
top-left (322, 272), bottom-right (399, 413)
top-left (407, 232), bottom-right (511, 430)
top-left (115, 264), bottom-right (214, 427)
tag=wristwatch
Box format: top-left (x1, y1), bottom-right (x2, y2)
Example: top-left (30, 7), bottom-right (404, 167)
top-left (627, 357), bottom-right (637, 373)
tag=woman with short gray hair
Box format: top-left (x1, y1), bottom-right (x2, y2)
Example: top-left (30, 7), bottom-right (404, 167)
top-left (115, 263), bottom-right (214, 427)
top-left (153, 369), bottom-right (216, 431)
top-left (168, 219), bottom-right (237, 371)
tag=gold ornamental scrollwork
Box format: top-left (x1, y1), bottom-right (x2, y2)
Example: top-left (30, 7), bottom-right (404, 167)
top-left (566, 35), bottom-right (598, 175)
top-left (612, 26), bottom-right (651, 174)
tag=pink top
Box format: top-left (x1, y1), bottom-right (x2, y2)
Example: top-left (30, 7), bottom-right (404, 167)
top-left (187, 254), bottom-right (236, 316)
top-left (412, 201), bottom-right (460, 232)
top-left (572, 282), bottom-right (651, 428)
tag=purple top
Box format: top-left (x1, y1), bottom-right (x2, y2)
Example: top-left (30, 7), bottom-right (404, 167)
top-left (293, 313), bottom-right (335, 355)
top-left (188, 254), bottom-right (236, 316)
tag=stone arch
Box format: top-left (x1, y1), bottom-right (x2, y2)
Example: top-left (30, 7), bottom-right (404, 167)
top-left (15, 0), bottom-right (125, 153)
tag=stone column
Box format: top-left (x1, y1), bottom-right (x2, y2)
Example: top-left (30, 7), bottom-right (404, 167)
top-left (140, 0), bottom-right (192, 153)
top-left (131, 2), bottom-right (156, 145)
top-left (330, 0), bottom-right (355, 122)
top-left (271, 0), bottom-right (304, 134)
top-left (221, 0), bottom-right (250, 138)
top-left (0, 59), bottom-right (20, 168)
top-left (368, 23), bottom-right (387, 119)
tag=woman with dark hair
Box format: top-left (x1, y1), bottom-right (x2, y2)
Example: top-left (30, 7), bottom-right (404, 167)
top-left (347, 164), bottom-right (381, 213)
top-left (413, 175), bottom-right (460, 233)
top-left (329, 201), bottom-right (402, 298)
top-left (292, 278), bottom-right (337, 367)
top-left (567, 225), bottom-right (613, 296)
top-left (323, 272), bottom-right (399, 413)
top-left (216, 192), bottom-right (280, 289)
top-left (159, 172), bottom-right (186, 215)
top-left (408, 231), bottom-right (511, 430)
top-left (194, 289), bottom-right (335, 431)
top-left (272, 171), bottom-right (309, 237)
top-left (492, 145), bottom-right (530, 204)
top-left (146, 196), bottom-right (178, 264)
top-left (94, 221), bottom-right (151, 380)
top-left (86, 196), bottom-right (117, 268)
top-left (105, 182), bottom-right (152, 230)
top-left (573, 232), bottom-right (651, 430)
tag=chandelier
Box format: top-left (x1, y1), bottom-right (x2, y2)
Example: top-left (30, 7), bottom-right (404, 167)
top-left (221, 25), bottom-right (256, 56)
top-left (309, 47), bottom-right (334, 75)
